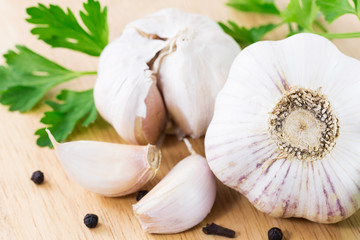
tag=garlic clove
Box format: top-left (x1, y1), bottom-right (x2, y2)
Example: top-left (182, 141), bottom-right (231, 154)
top-left (94, 8), bottom-right (240, 144)
top-left (133, 140), bottom-right (216, 234)
top-left (149, 10), bottom-right (240, 138)
top-left (46, 129), bottom-right (161, 197)
top-left (134, 76), bottom-right (167, 145)
top-left (94, 28), bottom-right (167, 145)
top-left (205, 33), bottom-right (360, 223)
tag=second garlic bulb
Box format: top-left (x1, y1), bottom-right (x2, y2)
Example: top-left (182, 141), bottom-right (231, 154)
top-left (94, 8), bottom-right (240, 145)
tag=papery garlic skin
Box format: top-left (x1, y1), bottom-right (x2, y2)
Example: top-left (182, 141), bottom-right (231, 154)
top-left (46, 130), bottom-right (160, 197)
top-left (205, 33), bottom-right (360, 223)
top-left (94, 8), bottom-right (240, 144)
top-left (133, 153), bottom-right (216, 233)
top-left (94, 28), bottom-right (167, 145)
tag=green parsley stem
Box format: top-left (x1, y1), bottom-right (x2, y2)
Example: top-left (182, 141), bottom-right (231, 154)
top-left (313, 20), bottom-right (327, 33)
top-left (288, 23), bottom-right (293, 33)
top-left (78, 71), bottom-right (97, 76)
top-left (318, 32), bottom-right (360, 39)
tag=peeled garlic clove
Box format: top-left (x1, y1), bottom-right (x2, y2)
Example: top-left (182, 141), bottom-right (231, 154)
top-left (133, 141), bottom-right (216, 234)
top-left (94, 8), bottom-right (240, 144)
top-left (46, 129), bottom-right (161, 197)
top-left (205, 33), bottom-right (360, 223)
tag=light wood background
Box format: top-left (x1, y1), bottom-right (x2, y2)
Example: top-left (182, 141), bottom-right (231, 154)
top-left (1, 0), bottom-right (360, 239)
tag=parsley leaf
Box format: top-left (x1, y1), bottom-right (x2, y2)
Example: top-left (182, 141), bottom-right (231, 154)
top-left (219, 21), bottom-right (278, 47)
top-left (35, 89), bottom-right (97, 147)
top-left (226, 0), bottom-right (280, 15)
top-left (317, 0), bottom-right (360, 23)
top-left (355, 0), bottom-right (360, 15)
top-left (26, 0), bottom-right (108, 56)
top-left (0, 45), bottom-right (87, 112)
top-left (282, 0), bottom-right (319, 31)
top-left (80, 0), bottom-right (109, 48)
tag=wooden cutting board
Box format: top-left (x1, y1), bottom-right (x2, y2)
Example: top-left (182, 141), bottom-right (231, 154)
top-left (0, 0), bottom-right (359, 239)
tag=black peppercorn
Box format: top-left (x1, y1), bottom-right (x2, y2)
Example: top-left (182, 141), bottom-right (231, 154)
top-left (84, 214), bottom-right (98, 228)
top-left (136, 190), bottom-right (148, 201)
top-left (268, 227), bottom-right (283, 240)
top-left (202, 223), bottom-right (235, 238)
top-left (30, 170), bottom-right (44, 184)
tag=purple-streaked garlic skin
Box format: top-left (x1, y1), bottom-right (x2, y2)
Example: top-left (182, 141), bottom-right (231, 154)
top-left (205, 33), bottom-right (360, 223)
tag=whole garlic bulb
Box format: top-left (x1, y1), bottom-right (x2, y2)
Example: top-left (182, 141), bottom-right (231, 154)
top-left (205, 33), bottom-right (360, 223)
top-left (46, 130), bottom-right (160, 197)
top-left (94, 8), bottom-right (240, 145)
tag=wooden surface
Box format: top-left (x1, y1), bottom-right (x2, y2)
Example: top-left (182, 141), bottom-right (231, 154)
top-left (1, 0), bottom-right (360, 239)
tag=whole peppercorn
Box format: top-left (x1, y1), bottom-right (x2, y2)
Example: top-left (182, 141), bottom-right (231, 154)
top-left (202, 223), bottom-right (235, 238)
top-left (30, 170), bottom-right (44, 184)
top-left (84, 214), bottom-right (98, 228)
top-left (136, 190), bottom-right (148, 201)
top-left (268, 227), bottom-right (283, 240)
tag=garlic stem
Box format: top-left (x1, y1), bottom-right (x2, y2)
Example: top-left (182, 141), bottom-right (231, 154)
top-left (183, 138), bottom-right (196, 155)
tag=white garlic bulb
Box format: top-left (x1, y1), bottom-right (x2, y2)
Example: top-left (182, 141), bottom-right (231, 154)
top-left (205, 33), bottom-right (360, 223)
top-left (46, 130), bottom-right (160, 196)
top-left (94, 8), bottom-right (240, 144)
top-left (133, 140), bottom-right (216, 233)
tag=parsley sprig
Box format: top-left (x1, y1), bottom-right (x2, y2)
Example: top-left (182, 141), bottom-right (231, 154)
top-left (36, 89), bottom-right (97, 147)
top-left (0, 0), bottom-right (107, 147)
top-left (26, 0), bottom-right (108, 56)
top-left (219, 22), bottom-right (280, 48)
top-left (0, 45), bottom-right (95, 112)
top-left (221, 0), bottom-right (360, 48)
top-left (226, 0), bottom-right (280, 15)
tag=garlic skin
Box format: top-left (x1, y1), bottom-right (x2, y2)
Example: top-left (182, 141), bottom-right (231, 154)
top-left (133, 143), bottom-right (216, 233)
top-left (205, 33), bottom-right (360, 223)
top-left (94, 28), bottom-right (167, 145)
top-left (94, 8), bottom-right (240, 144)
top-left (46, 130), bottom-right (161, 197)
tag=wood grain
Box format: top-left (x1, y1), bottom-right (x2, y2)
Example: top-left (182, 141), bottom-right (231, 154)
top-left (0, 0), bottom-right (360, 239)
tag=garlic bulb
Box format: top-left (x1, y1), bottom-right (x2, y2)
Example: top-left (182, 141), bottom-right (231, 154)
top-left (133, 139), bottom-right (216, 233)
top-left (205, 33), bottom-right (360, 223)
top-left (46, 130), bottom-right (160, 197)
top-left (94, 8), bottom-right (240, 144)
